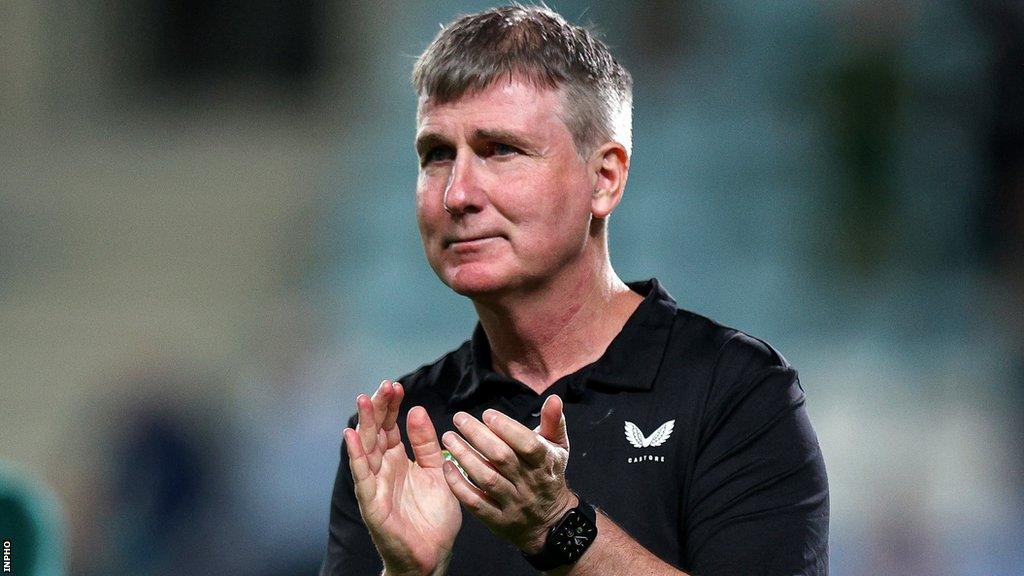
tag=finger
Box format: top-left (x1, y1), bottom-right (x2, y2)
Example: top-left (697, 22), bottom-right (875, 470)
top-left (356, 394), bottom-right (383, 472)
top-left (453, 411), bottom-right (522, 478)
top-left (441, 430), bottom-right (518, 504)
top-left (382, 382), bottom-right (404, 449)
top-left (356, 394), bottom-right (379, 449)
top-left (538, 395), bottom-right (569, 450)
top-left (344, 428), bottom-right (378, 506)
top-left (443, 460), bottom-right (502, 520)
top-left (482, 408), bottom-right (549, 467)
top-left (370, 379), bottom-right (391, 432)
top-left (382, 381), bottom-right (403, 428)
top-left (406, 406), bottom-right (444, 469)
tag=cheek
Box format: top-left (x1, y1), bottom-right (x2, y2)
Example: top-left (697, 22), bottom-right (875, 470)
top-left (503, 172), bottom-right (582, 221)
top-left (512, 189), bottom-right (591, 253)
top-left (415, 181), bottom-right (441, 233)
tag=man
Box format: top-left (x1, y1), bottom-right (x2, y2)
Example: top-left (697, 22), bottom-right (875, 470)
top-left (323, 5), bottom-right (828, 575)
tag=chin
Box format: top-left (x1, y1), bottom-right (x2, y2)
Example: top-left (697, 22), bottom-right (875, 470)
top-left (446, 274), bottom-right (507, 298)
top-left (443, 264), bottom-right (517, 298)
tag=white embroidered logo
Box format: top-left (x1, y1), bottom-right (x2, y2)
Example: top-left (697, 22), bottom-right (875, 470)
top-left (624, 420), bottom-right (675, 447)
top-left (624, 420), bottom-right (674, 463)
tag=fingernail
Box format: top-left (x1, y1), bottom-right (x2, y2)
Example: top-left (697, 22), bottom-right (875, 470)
top-left (442, 460), bottom-right (458, 477)
top-left (453, 412), bottom-right (468, 426)
top-left (482, 409), bottom-right (497, 424)
top-left (441, 431), bottom-right (455, 446)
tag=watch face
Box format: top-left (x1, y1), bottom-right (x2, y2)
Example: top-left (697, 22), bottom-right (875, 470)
top-left (552, 510), bottom-right (597, 559)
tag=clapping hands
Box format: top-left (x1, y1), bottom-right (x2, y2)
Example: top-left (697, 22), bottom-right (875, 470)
top-left (345, 383), bottom-right (575, 573)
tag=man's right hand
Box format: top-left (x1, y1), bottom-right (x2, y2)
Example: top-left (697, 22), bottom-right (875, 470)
top-left (343, 380), bottom-right (462, 576)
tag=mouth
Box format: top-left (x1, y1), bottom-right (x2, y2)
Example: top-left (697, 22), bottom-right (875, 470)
top-left (444, 234), bottom-right (505, 249)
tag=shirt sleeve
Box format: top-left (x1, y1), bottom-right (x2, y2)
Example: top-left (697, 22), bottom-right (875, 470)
top-left (684, 333), bottom-right (829, 576)
top-left (321, 414), bottom-right (385, 576)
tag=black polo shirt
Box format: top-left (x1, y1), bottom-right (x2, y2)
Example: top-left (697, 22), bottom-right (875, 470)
top-left (323, 279), bottom-right (829, 575)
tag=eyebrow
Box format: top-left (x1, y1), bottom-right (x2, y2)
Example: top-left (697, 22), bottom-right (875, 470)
top-left (472, 129), bottom-right (533, 151)
top-left (414, 133), bottom-right (449, 157)
top-left (414, 128), bottom-right (535, 157)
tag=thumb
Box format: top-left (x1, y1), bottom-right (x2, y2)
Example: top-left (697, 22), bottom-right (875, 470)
top-left (407, 406), bottom-right (444, 469)
top-left (537, 394), bottom-right (569, 450)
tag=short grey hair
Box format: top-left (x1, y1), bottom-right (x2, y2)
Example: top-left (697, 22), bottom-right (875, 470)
top-left (412, 4), bottom-right (633, 157)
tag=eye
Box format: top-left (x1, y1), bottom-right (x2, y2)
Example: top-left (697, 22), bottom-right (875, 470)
top-left (421, 146), bottom-right (455, 166)
top-left (490, 142), bottom-right (520, 157)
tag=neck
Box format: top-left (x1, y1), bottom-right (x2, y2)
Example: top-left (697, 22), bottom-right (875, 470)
top-left (471, 248), bottom-right (643, 395)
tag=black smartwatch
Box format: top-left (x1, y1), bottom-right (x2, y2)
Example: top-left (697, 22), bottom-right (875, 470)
top-left (523, 493), bottom-right (598, 571)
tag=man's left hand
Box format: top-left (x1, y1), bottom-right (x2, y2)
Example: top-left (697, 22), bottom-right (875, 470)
top-left (440, 394), bottom-right (577, 554)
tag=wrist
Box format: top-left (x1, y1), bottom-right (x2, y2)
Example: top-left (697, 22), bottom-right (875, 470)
top-left (520, 490), bottom-right (580, 555)
top-left (382, 559), bottom-right (447, 576)
top-left (522, 493), bottom-right (598, 572)
top-left (429, 550), bottom-right (453, 576)
top-left (379, 555), bottom-right (421, 576)
top-left (382, 549), bottom-right (451, 576)
top-left (381, 566), bottom-right (426, 576)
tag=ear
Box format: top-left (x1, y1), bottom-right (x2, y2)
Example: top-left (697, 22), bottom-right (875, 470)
top-left (589, 141), bottom-right (630, 220)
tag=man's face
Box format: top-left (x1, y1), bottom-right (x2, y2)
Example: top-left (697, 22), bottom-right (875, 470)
top-left (415, 79), bottom-right (596, 298)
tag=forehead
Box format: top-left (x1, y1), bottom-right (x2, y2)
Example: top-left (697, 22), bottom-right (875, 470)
top-left (416, 78), bottom-right (569, 138)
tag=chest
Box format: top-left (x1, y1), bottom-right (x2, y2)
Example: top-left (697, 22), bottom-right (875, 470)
top-left (561, 395), bottom-right (696, 565)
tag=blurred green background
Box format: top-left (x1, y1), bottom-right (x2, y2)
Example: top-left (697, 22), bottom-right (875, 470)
top-left (1, 1), bottom-right (1022, 574)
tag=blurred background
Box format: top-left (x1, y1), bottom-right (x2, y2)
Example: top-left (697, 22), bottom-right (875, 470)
top-left (1, 1), bottom-right (1022, 574)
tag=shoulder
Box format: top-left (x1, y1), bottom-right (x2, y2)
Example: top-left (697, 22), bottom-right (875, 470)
top-left (670, 307), bottom-right (789, 371)
top-left (666, 308), bottom-right (799, 406)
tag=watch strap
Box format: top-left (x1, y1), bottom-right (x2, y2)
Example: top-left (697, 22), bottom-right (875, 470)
top-left (523, 493), bottom-right (597, 571)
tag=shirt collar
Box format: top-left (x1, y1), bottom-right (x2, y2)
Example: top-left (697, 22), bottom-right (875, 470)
top-left (450, 278), bottom-right (677, 407)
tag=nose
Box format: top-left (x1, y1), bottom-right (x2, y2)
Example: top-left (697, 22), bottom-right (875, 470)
top-left (443, 153), bottom-right (484, 216)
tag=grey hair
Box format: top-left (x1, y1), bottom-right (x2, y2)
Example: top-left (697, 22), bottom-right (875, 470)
top-left (412, 4), bottom-right (633, 157)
